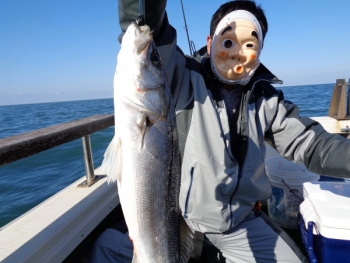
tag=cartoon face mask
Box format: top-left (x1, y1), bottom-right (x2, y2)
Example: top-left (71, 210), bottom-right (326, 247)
top-left (209, 10), bottom-right (263, 85)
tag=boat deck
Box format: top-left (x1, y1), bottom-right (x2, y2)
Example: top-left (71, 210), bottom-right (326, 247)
top-left (0, 168), bottom-right (119, 263)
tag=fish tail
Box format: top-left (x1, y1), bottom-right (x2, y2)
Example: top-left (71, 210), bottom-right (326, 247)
top-left (131, 254), bottom-right (138, 263)
top-left (179, 216), bottom-right (195, 263)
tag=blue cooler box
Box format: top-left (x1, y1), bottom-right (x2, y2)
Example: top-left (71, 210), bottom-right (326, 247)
top-left (299, 182), bottom-right (350, 263)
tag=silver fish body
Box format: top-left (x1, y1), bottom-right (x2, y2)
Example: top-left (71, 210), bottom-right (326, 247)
top-left (101, 22), bottom-right (193, 263)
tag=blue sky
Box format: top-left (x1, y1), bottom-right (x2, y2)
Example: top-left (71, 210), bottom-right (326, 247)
top-left (1, 0), bottom-right (350, 106)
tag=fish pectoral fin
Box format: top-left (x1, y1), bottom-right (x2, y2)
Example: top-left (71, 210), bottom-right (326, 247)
top-left (100, 135), bottom-right (123, 184)
top-left (136, 114), bottom-right (153, 149)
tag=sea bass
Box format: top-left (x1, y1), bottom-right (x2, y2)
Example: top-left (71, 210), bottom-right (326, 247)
top-left (101, 22), bottom-right (193, 262)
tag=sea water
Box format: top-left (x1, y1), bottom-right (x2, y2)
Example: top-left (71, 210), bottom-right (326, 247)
top-left (0, 84), bottom-right (334, 227)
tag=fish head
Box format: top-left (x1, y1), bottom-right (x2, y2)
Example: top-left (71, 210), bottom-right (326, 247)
top-left (115, 22), bottom-right (170, 121)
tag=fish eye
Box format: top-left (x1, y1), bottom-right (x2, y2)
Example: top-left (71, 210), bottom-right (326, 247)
top-left (221, 39), bottom-right (233, 49)
top-left (151, 53), bottom-right (161, 67)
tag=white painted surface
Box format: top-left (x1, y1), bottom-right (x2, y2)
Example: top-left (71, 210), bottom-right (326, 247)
top-left (0, 168), bottom-right (119, 263)
top-left (310, 116), bottom-right (350, 134)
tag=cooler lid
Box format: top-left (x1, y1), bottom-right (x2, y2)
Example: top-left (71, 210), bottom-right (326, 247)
top-left (301, 182), bottom-right (350, 240)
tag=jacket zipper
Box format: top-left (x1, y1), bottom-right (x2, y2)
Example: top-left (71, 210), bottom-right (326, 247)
top-left (227, 79), bottom-right (279, 228)
top-left (228, 91), bottom-right (247, 228)
top-left (183, 167), bottom-right (194, 219)
top-left (216, 78), bottom-right (282, 229)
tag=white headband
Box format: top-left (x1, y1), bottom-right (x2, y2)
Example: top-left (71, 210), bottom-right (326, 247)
top-left (213, 10), bottom-right (263, 50)
top-left (210, 10), bottom-right (263, 85)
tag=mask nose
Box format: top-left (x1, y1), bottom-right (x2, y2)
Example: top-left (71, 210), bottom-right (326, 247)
top-left (230, 51), bottom-right (247, 64)
top-left (226, 44), bottom-right (246, 63)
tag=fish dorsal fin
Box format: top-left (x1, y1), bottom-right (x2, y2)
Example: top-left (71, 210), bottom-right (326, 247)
top-left (100, 136), bottom-right (123, 184)
top-left (179, 216), bottom-right (195, 263)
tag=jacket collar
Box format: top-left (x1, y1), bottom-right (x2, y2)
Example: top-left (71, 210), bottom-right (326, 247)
top-left (198, 55), bottom-right (282, 107)
top-left (200, 55), bottom-right (281, 85)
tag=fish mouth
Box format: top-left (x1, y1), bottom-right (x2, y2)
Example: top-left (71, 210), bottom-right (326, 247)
top-left (132, 22), bottom-right (153, 56)
top-left (121, 22), bottom-right (169, 120)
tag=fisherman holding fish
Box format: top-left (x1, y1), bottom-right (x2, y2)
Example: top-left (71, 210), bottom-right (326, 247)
top-left (92, 0), bottom-right (350, 262)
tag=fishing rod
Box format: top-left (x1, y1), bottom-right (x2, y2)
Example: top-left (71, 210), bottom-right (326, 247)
top-left (137, 0), bottom-right (196, 55)
top-left (179, 0), bottom-right (196, 56)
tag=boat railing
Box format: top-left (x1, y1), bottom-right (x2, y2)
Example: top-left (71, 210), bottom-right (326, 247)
top-left (0, 81), bottom-right (349, 172)
top-left (0, 114), bottom-right (114, 187)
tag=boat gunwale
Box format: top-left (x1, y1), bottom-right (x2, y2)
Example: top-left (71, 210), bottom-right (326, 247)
top-left (0, 114), bottom-right (114, 166)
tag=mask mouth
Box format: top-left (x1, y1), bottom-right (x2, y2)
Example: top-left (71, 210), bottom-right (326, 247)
top-left (210, 10), bottom-right (263, 85)
top-left (234, 65), bottom-right (243, 74)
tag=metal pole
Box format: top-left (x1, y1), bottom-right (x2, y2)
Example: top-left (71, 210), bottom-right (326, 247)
top-left (82, 135), bottom-right (95, 183)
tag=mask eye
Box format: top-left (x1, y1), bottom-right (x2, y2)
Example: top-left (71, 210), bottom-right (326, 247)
top-left (151, 53), bottom-right (161, 67)
top-left (245, 43), bottom-right (255, 49)
top-left (221, 39), bottom-right (233, 49)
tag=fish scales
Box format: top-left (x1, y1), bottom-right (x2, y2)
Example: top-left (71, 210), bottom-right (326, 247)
top-left (101, 22), bottom-right (193, 262)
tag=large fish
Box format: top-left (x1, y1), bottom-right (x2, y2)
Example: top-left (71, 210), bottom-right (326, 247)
top-left (101, 22), bottom-right (194, 262)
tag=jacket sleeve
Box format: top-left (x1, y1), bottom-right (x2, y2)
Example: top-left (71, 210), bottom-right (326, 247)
top-left (266, 91), bottom-right (350, 178)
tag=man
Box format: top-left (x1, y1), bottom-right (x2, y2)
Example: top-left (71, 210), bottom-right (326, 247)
top-left (92, 1), bottom-right (350, 262)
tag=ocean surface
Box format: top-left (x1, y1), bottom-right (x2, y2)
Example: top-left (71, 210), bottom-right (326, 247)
top-left (0, 84), bottom-right (334, 228)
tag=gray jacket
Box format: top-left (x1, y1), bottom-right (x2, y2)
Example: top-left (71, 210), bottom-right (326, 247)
top-left (118, 0), bottom-right (350, 233)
